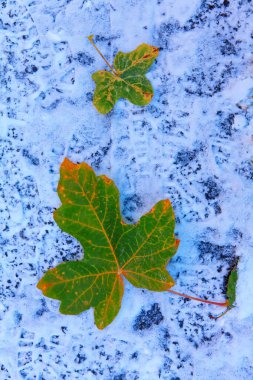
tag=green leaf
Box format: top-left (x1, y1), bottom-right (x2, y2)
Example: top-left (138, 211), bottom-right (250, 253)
top-left (89, 37), bottom-right (159, 114)
top-left (37, 158), bottom-right (179, 329)
top-left (226, 260), bottom-right (239, 307)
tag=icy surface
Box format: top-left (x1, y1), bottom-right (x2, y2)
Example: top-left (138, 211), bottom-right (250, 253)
top-left (0, 0), bottom-right (253, 379)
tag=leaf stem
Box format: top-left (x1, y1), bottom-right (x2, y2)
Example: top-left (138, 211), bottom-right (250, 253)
top-left (168, 288), bottom-right (229, 307)
top-left (209, 306), bottom-right (233, 320)
top-left (88, 35), bottom-right (118, 76)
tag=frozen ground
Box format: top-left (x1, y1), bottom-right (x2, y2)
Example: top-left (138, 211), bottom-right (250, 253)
top-left (0, 0), bottom-right (253, 379)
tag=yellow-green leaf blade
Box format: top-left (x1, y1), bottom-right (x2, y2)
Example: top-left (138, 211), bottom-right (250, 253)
top-left (92, 71), bottom-right (118, 114)
top-left (54, 158), bottom-right (123, 266)
top-left (37, 159), bottom-right (179, 329)
top-left (94, 275), bottom-right (124, 329)
top-left (123, 269), bottom-right (175, 292)
top-left (114, 43), bottom-right (159, 77)
top-left (117, 75), bottom-right (154, 106)
top-left (226, 263), bottom-right (238, 307)
top-left (91, 43), bottom-right (159, 114)
top-left (37, 260), bottom-right (123, 327)
top-left (120, 200), bottom-right (179, 291)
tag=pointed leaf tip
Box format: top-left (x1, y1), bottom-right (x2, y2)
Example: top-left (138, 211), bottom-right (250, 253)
top-left (61, 157), bottom-right (76, 171)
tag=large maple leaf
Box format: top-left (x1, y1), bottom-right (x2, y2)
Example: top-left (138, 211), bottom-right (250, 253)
top-left (37, 159), bottom-right (179, 329)
top-left (89, 36), bottom-right (159, 114)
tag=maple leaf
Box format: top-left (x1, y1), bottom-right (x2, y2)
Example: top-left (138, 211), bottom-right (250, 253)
top-left (88, 35), bottom-right (159, 114)
top-left (37, 158), bottom-right (179, 329)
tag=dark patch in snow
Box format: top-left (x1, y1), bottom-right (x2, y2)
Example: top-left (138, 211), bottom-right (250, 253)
top-left (133, 303), bottom-right (164, 331)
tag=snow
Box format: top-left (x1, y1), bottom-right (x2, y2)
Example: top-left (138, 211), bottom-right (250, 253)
top-left (0, 0), bottom-right (253, 379)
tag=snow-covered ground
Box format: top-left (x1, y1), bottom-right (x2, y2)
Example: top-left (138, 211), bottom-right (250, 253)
top-left (1, 0), bottom-right (253, 379)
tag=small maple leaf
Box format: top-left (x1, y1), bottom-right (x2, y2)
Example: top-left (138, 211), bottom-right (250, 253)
top-left (88, 35), bottom-right (159, 114)
top-left (37, 158), bottom-right (179, 329)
